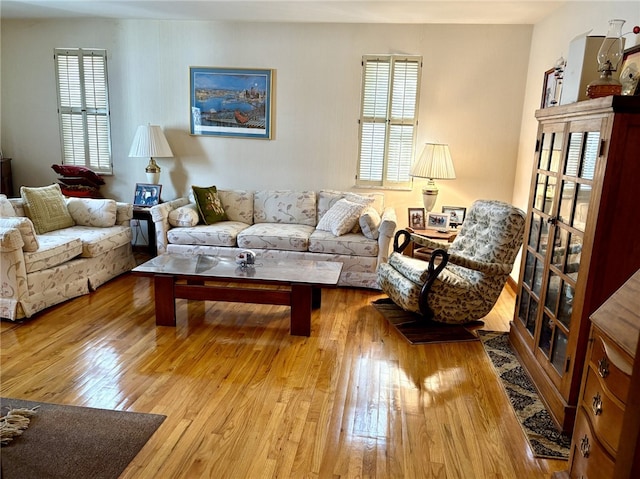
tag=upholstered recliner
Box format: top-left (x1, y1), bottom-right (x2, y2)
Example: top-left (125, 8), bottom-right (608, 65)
top-left (377, 199), bottom-right (525, 324)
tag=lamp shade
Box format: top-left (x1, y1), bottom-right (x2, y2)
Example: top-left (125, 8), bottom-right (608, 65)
top-left (128, 125), bottom-right (174, 158)
top-left (410, 143), bottom-right (456, 180)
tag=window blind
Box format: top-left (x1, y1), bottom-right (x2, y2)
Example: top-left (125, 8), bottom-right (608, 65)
top-left (55, 48), bottom-right (112, 174)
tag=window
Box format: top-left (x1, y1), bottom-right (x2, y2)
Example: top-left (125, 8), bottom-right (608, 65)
top-left (54, 48), bottom-right (112, 174)
top-left (357, 55), bottom-right (422, 188)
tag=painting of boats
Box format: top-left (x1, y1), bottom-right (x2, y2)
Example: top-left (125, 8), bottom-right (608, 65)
top-left (190, 67), bottom-right (274, 139)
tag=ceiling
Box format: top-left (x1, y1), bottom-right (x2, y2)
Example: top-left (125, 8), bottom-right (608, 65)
top-left (1, 0), bottom-right (566, 24)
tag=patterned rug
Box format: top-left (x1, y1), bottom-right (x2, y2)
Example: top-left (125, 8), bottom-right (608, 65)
top-left (479, 331), bottom-right (571, 459)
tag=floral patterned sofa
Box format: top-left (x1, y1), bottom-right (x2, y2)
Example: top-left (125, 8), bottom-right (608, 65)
top-left (0, 191), bottom-right (136, 320)
top-left (150, 189), bottom-right (397, 288)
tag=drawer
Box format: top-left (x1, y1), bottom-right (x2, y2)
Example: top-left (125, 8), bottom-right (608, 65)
top-left (569, 407), bottom-right (615, 479)
top-left (580, 366), bottom-right (625, 455)
top-left (589, 330), bottom-right (632, 404)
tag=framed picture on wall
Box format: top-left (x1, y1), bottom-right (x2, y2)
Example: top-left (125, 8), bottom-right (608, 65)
top-left (189, 66), bottom-right (274, 139)
top-left (408, 207), bottom-right (426, 229)
top-left (134, 183), bottom-right (161, 207)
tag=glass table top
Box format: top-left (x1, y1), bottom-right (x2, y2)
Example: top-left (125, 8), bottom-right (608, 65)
top-left (133, 253), bottom-right (343, 285)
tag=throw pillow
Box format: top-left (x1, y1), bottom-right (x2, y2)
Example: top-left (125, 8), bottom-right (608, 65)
top-left (20, 184), bottom-right (75, 234)
top-left (0, 217), bottom-right (40, 252)
top-left (192, 185), bottom-right (227, 224)
top-left (0, 194), bottom-right (16, 217)
top-left (316, 198), bottom-right (365, 236)
top-left (66, 198), bottom-right (117, 227)
top-left (168, 204), bottom-right (200, 227)
top-left (359, 206), bottom-right (382, 240)
top-left (51, 164), bottom-right (105, 185)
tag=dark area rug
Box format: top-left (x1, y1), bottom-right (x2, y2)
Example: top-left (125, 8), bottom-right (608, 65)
top-left (479, 331), bottom-right (571, 459)
top-left (372, 298), bottom-right (483, 344)
top-left (0, 397), bottom-right (166, 479)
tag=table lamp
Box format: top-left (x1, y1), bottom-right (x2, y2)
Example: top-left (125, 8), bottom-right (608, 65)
top-left (410, 143), bottom-right (456, 212)
top-left (128, 124), bottom-right (174, 184)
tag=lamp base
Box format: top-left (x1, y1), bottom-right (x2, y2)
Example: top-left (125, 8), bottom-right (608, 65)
top-left (145, 158), bottom-right (161, 184)
top-left (586, 71), bottom-right (622, 99)
top-left (421, 180), bottom-right (439, 213)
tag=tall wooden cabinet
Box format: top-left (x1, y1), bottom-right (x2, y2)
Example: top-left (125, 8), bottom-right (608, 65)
top-left (509, 95), bottom-right (640, 433)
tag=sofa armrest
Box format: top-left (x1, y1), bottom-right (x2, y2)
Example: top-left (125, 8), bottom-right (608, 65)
top-left (116, 202), bottom-right (133, 225)
top-left (149, 197), bottom-right (191, 254)
top-left (376, 206), bottom-right (397, 266)
top-left (0, 226), bottom-right (29, 320)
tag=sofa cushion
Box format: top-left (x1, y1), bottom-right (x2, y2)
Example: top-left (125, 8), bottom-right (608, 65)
top-left (253, 190), bottom-right (316, 226)
top-left (316, 198), bottom-right (366, 236)
top-left (168, 221), bottom-right (249, 247)
top-left (238, 223), bottom-right (314, 252)
top-left (0, 194), bottom-right (16, 217)
top-left (218, 190), bottom-right (254, 224)
top-left (21, 184), bottom-right (75, 234)
top-left (24, 235), bottom-right (83, 273)
top-left (66, 198), bottom-right (117, 227)
top-left (192, 185), bottom-right (227, 224)
top-left (0, 217), bottom-right (40, 252)
top-left (44, 225), bottom-right (132, 258)
top-left (169, 203), bottom-right (200, 227)
top-left (308, 229), bottom-right (379, 257)
top-left (359, 206), bottom-right (382, 240)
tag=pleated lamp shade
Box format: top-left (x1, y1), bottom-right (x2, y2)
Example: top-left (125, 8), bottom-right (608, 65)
top-left (128, 125), bottom-right (173, 184)
top-left (410, 143), bottom-right (456, 213)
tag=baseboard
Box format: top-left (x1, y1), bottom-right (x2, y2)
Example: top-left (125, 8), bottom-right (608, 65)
top-left (506, 276), bottom-right (517, 293)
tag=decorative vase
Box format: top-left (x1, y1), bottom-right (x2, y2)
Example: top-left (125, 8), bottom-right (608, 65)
top-left (586, 19), bottom-right (625, 99)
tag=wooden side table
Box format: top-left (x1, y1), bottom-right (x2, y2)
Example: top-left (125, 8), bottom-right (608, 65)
top-left (132, 206), bottom-right (156, 256)
top-left (403, 227), bottom-right (458, 261)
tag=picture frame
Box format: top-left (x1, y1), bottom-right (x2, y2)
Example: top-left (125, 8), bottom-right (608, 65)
top-left (541, 68), bottom-right (558, 108)
top-left (620, 44), bottom-right (640, 96)
top-left (190, 66), bottom-right (274, 139)
top-left (441, 206), bottom-right (467, 227)
top-left (134, 183), bottom-right (161, 207)
top-left (426, 212), bottom-right (450, 230)
top-left (408, 207), bottom-right (426, 229)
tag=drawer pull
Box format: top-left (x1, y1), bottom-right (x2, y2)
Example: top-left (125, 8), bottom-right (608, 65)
top-left (580, 434), bottom-right (591, 458)
top-left (597, 357), bottom-right (609, 378)
top-left (592, 392), bottom-right (603, 416)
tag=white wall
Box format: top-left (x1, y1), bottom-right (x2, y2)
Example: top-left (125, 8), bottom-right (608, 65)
top-left (1, 19), bottom-right (530, 217)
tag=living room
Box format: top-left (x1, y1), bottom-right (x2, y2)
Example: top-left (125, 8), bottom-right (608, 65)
top-left (2, 1), bottom-right (640, 478)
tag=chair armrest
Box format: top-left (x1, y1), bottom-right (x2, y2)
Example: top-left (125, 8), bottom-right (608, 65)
top-left (376, 206), bottom-right (397, 265)
top-left (0, 227), bottom-right (24, 253)
top-left (149, 198), bottom-right (191, 254)
top-left (410, 233), bottom-right (452, 251)
top-left (447, 253), bottom-right (513, 276)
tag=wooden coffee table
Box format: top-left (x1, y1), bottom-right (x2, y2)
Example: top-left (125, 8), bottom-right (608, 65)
top-left (132, 254), bottom-right (343, 336)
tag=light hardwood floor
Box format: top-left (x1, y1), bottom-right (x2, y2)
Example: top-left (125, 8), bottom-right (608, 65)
top-left (1, 273), bottom-right (566, 478)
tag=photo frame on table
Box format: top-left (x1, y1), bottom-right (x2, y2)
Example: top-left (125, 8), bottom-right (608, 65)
top-left (620, 44), bottom-right (640, 96)
top-left (426, 212), bottom-right (450, 230)
top-left (134, 183), bottom-right (161, 207)
top-left (190, 66), bottom-right (274, 139)
top-left (442, 206), bottom-right (466, 227)
top-left (408, 207), bottom-right (426, 229)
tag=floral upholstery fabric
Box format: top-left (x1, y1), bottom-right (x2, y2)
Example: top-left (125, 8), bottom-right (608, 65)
top-left (378, 199), bottom-right (525, 324)
top-left (0, 217), bottom-right (40, 252)
top-left (152, 189), bottom-right (397, 288)
top-left (168, 221), bottom-right (250, 247)
top-left (0, 194), bottom-right (16, 217)
top-left (66, 198), bottom-right (117, 227)
top-left (168, 204), bottom-right (200, 227)
top-left (238, 223), bottom-right (314, 252)
top-left (0, 197), bottom-right (135, 320)
top-left (253, 190), bottom-right (316, 226)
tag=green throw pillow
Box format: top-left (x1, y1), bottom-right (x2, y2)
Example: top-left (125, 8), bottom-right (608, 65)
top-left (21, 184), bottom-right (75, 234)
top-left (192, 185), bottom-right (227, 224)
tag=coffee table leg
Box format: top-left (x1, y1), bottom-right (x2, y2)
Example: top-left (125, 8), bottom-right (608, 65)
top-left (312, 287), bottom-right (321, 309)
top-left (154, 274), bottom-right (176, 326)
top-left (290, 284), bottom-right (312, 336)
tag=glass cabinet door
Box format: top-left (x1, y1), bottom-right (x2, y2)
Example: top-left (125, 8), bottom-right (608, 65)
top-left (516, 121), bottom-right (601, 389)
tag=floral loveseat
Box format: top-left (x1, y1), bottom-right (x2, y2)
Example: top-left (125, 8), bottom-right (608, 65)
top-left (150, 189), bottom-right (397, 288)
top-left (0, 186), bottom-right (136, 320)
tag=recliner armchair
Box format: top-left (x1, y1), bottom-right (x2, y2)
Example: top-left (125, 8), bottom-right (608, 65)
top-left (377, 199), bottom-right (525, 324)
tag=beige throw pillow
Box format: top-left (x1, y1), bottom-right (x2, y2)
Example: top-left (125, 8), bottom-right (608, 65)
top-left (316, 198), bottom-right (365, 236)
top-left (21, 184), bottom-right (75, 234)
top-left (168, 204), bottom-right (200, 227)
top-left (359, 206), bottom-right (382, 240)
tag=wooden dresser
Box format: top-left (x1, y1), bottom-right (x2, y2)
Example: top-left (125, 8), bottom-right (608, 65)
top-left (554, 269), bottom-right (640, 479)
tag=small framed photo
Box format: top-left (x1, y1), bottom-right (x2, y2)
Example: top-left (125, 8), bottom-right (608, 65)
top-left (134, 183), bottom-right (161, 207)
top-left (408, 207), bottom-right (426, 229)
top-left (426, 212), bottom-right (450, 230)
top-left (620, 44), bottom-right (640, 96)
top-left (442, 206), bottom-right (467, 227)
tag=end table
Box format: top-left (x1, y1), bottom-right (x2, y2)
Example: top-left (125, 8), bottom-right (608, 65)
top-left (132, 206), bottom-right (156, 256)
